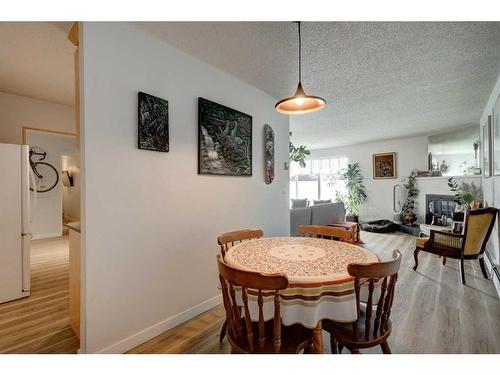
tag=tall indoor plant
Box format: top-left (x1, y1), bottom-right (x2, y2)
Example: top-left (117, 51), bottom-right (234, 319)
top-left (402, 169), bottom-right (419, 224)
top-left (289, 132), bottom-right (310, 168)
top-left (336, 163), bottom-right (367, 222)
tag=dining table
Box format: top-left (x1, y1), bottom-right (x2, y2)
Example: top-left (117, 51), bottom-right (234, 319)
top-left (224, 236), bottom-right (379, 353)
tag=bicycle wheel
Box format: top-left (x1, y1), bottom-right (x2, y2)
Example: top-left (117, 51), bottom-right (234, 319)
top-left (31, 162), bottom-right (59, 193)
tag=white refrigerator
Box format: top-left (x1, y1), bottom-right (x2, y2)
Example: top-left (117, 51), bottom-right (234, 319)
top-left (0, 143), bottom-right (35, 304)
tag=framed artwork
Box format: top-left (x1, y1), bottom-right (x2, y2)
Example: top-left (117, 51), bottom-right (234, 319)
top-left (198, 98), bottom-right (252, 176)
top-left (373, 152), bottom-right (397, 179)
top-left (264, 124), bottom-right (275, 184)
top-left (493, 94), bottom-right (500, 175)
top-left (483, 115), bottom-right (492, 178)
top-left (138, 92), bottom-right (169, 152)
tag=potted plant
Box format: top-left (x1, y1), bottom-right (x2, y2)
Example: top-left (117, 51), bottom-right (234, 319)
top-left (336, 163), bottom-right (367, 222)
top-left (289, 132), bottom-right (310, 168)
top-left (402, 169), bottom-right (419, 225)
top-left (447, 177), bottom-right (483, 211)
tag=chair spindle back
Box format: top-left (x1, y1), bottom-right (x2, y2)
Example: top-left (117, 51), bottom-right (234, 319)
top-left (217, 255), bottom-right (288, 353)
top-left (217, 229), bottom-right (264, 258)
top-left (298, 225), bottom-right (349, 241)
top-left (348, 250), bottom-right (402, 340)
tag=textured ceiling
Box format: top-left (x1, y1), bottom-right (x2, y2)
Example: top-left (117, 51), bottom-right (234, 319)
top-left (0, 22), bottom-right (75, 106)
top-left (136, 22), bottom-right (500, 149)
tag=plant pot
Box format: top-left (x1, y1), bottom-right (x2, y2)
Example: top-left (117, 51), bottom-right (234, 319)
top-left (403, 212), bottom-right (417, 225)
top-left (345, 214), bottom-right (358, 223)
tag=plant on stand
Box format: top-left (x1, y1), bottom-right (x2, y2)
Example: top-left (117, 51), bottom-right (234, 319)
top-left (335, 163), bottom-right (367, 222)
top-left (289, 131), bottom-right (310, 168)
top-left (401, 169), bottom-right (419, 225)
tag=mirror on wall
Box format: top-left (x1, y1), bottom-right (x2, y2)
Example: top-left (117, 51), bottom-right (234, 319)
top-left (427, 125), bottom-right (481, 177)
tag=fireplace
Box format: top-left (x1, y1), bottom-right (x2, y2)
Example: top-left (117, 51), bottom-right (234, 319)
top-left (425, 194), bottom-right (456, 224)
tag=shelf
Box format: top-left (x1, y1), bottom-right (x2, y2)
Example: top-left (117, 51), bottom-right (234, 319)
top-left (415, 175), bottom-right (482, 181)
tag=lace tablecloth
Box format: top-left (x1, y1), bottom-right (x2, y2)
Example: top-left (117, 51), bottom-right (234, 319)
top-left (224, 237), bottom-right (379, 328)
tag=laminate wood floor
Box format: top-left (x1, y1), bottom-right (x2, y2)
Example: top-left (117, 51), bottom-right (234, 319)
top-left (0, 236), bottom-right (79, 354)
top-left (129, 231), bottom-right (500, 354)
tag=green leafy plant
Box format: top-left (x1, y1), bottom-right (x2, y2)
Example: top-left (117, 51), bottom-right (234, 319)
top-left (402, 169), bottom-right (419, 215)
top-left (336, 163), bottom-right (367, 216)
top-left (289, 132), bottom-right (310, 168)
top-left (447, 177), bottom-right (474, 209)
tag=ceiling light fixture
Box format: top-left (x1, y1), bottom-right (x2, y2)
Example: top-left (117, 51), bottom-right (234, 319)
top-left (275, 21), bottom-right (327, 115)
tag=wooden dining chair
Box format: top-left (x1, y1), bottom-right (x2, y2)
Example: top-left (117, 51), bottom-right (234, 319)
top-left (298, 225), bottom-right (352, 242)
top-left (217, 229), bottom-right (264, 258)
top-left (413, 207), bottom-right (498, 285)
top-left (217, 229), bottom-right (264, 342)
top-left (323, 250), bottom-right (402, 354)
top-left (217, 255), bottom-right (315, 354)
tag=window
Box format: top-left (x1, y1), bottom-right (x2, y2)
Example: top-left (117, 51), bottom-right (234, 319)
top-left (290, 157), bottom-right (348, 205)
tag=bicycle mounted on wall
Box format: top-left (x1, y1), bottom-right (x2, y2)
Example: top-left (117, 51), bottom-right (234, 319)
top-left (29, 147), bottom-right (59, 193)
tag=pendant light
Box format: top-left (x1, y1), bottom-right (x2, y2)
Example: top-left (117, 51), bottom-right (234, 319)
top-left (275, 21), bottom-right (326, 115)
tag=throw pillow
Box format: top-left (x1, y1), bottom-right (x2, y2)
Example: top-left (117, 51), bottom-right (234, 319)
top-left (291, 198), bottom-right (309, 208)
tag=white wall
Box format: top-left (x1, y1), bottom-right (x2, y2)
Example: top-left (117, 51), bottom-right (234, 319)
top-left (0, 91), bottom-right (75, 145)
top-left (26, 131), bottom-right (76, 239)
top-left (80, 22), bottom-right (290, 353)
top-left (480, 72), bottom-right (500, 274)
top-left (310, 136), bottom-right (428, 221)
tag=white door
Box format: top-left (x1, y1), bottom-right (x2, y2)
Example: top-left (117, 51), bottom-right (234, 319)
top-left (0, 143), bottom-right (23, 303)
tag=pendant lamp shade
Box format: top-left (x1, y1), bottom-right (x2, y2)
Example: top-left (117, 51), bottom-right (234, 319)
top-left (275, 82), bottom-right (326, 115)
top-left (275, 22), bottom-right (326, 115)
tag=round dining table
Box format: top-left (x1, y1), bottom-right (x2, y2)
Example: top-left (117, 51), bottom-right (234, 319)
top-left (224, 236), bottom-right (379, 353)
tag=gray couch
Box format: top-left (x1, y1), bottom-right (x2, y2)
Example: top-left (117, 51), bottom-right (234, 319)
top-left (290, 202), bottom-right (346, 236)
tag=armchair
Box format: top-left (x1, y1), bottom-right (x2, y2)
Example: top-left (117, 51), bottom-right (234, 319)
top-left (413, 207), bottom-right (498, 285)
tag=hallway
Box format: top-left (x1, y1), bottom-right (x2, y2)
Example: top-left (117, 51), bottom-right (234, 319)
top-left (0, 236), bottom-right (78, 353)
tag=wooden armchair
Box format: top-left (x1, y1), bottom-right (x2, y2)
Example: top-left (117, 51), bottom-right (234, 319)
top-left (298, 225), bottom-right (353, 242)
top-left (413, 207), bottom-right (498, 285)
top-left (323, 250), bottom-right (402, 354)
top-left (216, 229), bottom-right (264, 342)
top-left (217, 255), bottom-right (315, 354)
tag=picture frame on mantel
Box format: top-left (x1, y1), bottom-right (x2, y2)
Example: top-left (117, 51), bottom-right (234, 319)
top-left (373, 152), bottom-right (397, 179)
top-left (493, 94), bottom-right (500, 176)
top-left (483, 115), bottom-right (492, 178)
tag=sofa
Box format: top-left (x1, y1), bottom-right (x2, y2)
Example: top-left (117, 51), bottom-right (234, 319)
top-left (290, 202), bottom-right (346, 236)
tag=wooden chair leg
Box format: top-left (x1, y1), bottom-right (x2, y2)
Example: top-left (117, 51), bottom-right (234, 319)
top-left (460, 259), bottom-right (466, 285)
top-left (479, 257), bottom-right (489, 279)
top-left (338, 343), bottom-right (344, 353)
top-left (442, 256), bottom-right (447, 266)
top-left (413, 248), bottom-right (420, 271)
top-left (219, 319), bottom-right (228, 342)
top-left (330, 336), bottom-right (338, 354)
top-left (350, 348), bottom-right (360, 354)
top-left (380, 341), bottom-right (391, 354)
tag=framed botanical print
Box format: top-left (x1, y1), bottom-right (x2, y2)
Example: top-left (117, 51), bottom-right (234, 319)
top-left (493, 94), bottom-right (500, 175)
top-left (483, 115), bottom-right (492, 178)
top-left (373, 152), bottom-right (397, 179)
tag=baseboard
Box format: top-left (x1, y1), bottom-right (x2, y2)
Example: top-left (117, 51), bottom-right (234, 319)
top-left (95, 294), bottom-right (222, 354)
top-left (485, 251), bottom-right (500, 300)
top-left (31, 231), bottom-right (62, 240)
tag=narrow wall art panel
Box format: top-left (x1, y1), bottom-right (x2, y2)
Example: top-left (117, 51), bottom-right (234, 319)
top-left (264, 124), bottom-right (275, 184)
top-left (138, 92), bottom-right (169, 152)
top-left (198, 98), bottom-right (252, 176)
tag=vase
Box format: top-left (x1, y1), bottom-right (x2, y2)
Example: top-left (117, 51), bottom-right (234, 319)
top-left (403, 212), bottom-right (417, 225)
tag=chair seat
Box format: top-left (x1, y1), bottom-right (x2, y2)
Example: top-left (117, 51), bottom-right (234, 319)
top-left (323, 310), bottom-right (391, 348)
top-left (415, 236), bottom-right (428, 249)
top-left (228, 319), bottom-right (314, 354)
